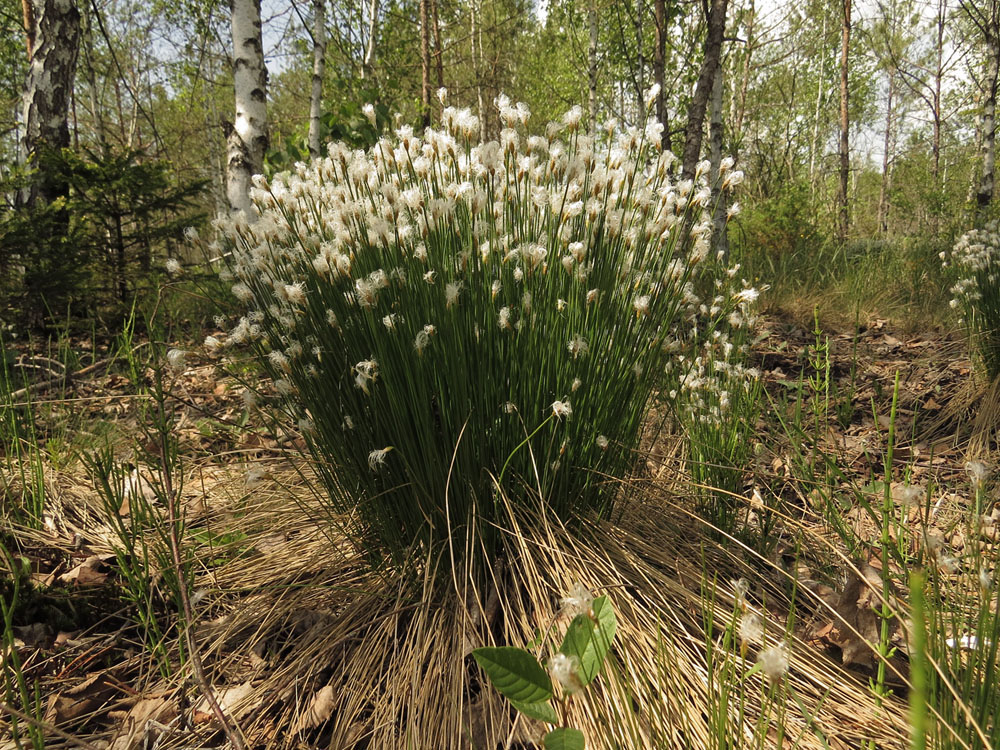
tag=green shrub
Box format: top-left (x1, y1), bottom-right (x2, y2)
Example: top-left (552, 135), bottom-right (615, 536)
top-left (208, 94), bottom-right (755, 575)
top-left (736, 182), bottom-right (826, 289)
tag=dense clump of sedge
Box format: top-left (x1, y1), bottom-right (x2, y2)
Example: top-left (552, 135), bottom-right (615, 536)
top-left (943, 222), bottom-right (1000, 380)
top-left (205, 90), bottom-right (756, 572)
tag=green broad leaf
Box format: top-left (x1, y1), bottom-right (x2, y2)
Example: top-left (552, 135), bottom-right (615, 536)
top-left (544, 727), bottom-right (585, 750)
top-left (510, 698), bottom-right (559, 724)
top-left (559, 595), bottom-right (617, 687)
top-left (472, 647), bottom-right (553, 704)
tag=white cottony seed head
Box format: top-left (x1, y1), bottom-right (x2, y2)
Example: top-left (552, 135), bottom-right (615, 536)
top-left (368, 447), bottom-right (392, 471)
top-left (551, 400), bottom-right (572, 419)
top-left (549, 653), bottom-right (582, 694)
top-left (166, 349), bottom-right (188, 370)
top-left (756, 642), bottom-right (789, 682)
top-left (560, 583), bottom-right (593, 617)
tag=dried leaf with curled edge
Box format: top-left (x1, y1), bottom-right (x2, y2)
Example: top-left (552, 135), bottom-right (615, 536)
top-left (194, 681), bottom-right (258, 722)
top-left (44, 671), bottom-right (120, 725)
top-left (291, 685), bottom-right (336, 733)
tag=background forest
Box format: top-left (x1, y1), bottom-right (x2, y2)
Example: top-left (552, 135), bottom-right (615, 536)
top-left (2, 0), bottom-right (999, 330)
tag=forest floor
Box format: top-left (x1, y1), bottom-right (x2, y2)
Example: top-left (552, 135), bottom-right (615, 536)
top-left (1, 312), bottom-right (997, 750)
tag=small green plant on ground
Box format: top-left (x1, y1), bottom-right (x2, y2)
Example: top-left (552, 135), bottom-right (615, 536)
top-left (0, 544), bottom-right (44, 750)
top-left (472, 593), bottom-right (617, 749)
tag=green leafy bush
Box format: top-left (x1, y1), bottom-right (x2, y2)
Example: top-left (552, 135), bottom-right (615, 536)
top-left (210, 94), bottom-right (754, 573)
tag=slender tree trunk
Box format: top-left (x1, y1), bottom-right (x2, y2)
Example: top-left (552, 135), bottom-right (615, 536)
top-left (877, 71), bottom-right (895, 235)
top-left (588, 0), bottom-right (598, 131)
top-left (837, 0), bottom-right (851, 242)
top-left (808, 12), bottom-right (827, 192)
top-left (19, 0), bottom-right (81, 207)
top-left (22, 0), bottom-right (35, 57)
top-left (419, 0), bottom-right (431, 128)
top-left (970, 109), bottom-right (985, 207)
top-left (977, 36), bottom-right (999, 223)
top-left (653, 0), bottom-right (668, 150)
top-left (79, 0), bottom-right (104, 146)
top-left (361, 0), bottom-right (379, 79)
top-left (681, 0), bottom-right (728, 179)
top-left (226, 0), bottom-right (268, 217)
top-left (431, 0), bottom-right (443, 91)
top-left (709, 58), bottom-right (728, 256)
top-left (932, 0), bottom-right (944, 183)
top-left (308, 0), bottom-right (326, 159)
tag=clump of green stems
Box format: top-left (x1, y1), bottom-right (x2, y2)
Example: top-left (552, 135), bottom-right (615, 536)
top-left (0, 545), bottom-right (45, 750)
top-left (85, 319), bottom-right (194, 679)
top-left (1, 336), bottom-right (51, 530)
top-left (906, 479), bottom-right (1000, 748)
top-left (683, 333), bottom-right (763, 536)
top-left (206, 93), bottom-right (756, 578)
top-left (944, 222), bottom-right (1000, 381)
top-left (702, 577), bottom-right (829, 749)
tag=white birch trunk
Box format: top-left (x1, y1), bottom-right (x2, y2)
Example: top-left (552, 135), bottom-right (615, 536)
top-left (308, 0), bottom-right (326, 160)
top-left (227, 0), bottom-right (268, 217)
top-left (361, 0), bottom-right (379, 78)
top-left (19, 0), bottom-right (81, 206)
top-left (978, 37), bottom-right (999, 223)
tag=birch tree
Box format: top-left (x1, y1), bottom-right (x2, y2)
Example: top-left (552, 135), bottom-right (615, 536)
top-left (308, 0), bottom-right (326, 159)
top-left (226, 0), bottom-right (267, 216)
top-left (19, 0), bottom-right (81, 207)
top-left (837, 0), bottom-right (850, 241)
top-left (961, 0), bottom-right (1000, 223)
top-left (681, 0), bottom-right (728, 179)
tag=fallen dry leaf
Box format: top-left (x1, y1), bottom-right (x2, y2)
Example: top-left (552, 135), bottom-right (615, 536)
top-left (44, 671), bottom-right (121, 725)
top-left (291, 685), bottom-right (336, 733)
top-left (58, 555), bottom-right (109, 586)
top-left (194, 680), bottom-right (259, 722)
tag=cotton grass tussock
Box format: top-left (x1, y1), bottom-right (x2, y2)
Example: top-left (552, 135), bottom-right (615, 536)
top-left (211, 94), bottom-right (755, 576)
top-left (943, 222), bottom-right (1000, 380)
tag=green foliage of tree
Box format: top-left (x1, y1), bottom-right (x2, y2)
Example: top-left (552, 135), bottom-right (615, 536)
top-left (0, 146), bottom-right (206, 329)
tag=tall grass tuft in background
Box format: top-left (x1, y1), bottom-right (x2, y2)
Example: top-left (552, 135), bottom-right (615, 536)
top-left (201, 91), bottom-right (756, 578)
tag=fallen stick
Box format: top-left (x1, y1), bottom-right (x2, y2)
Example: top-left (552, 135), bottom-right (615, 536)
top-left (4, 344), bottom-right (149, 404)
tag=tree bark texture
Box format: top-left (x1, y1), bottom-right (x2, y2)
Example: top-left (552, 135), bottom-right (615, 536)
top-left (227, 0), bottom-right (268, 216)
top-left (19, 0), bottom-right (81, 207)
top-left (308, 0), bottom-right (326, 160)
top-left (681, 0), bottom-right (728, 179)
top-left (709, 58), bottom-right (728, 256)
top-left (838, 0), bottom-right (851, 242)
top-left (978, 41), bottom-right (999, 222)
